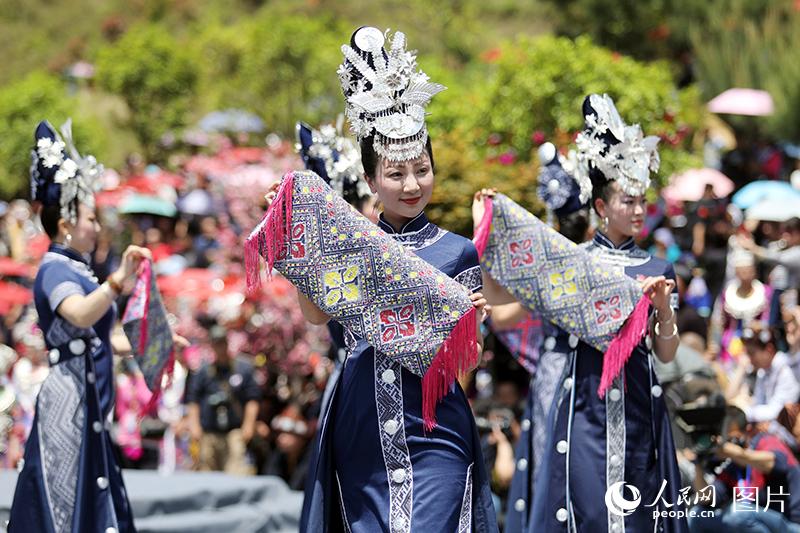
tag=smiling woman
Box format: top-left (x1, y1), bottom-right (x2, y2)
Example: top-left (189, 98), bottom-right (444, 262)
top-left (289, 26), bottom-right (498, 533)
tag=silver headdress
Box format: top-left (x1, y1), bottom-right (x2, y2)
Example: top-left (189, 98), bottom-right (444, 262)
top-left (574, 94), bottom-right (660, 197)
top-left (296, 115), bottom-right (371, 203)
top-left (337, 27), bottom-right (446, 162)
top-left (30, 119), bottom-right (104, 224)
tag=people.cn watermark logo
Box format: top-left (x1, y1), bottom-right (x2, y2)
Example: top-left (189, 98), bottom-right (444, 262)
top-left (605, 482), bottom-right (642, 517)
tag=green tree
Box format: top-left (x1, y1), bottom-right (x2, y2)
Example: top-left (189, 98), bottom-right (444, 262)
top-left (691, 2), bottom-right (800, 142)
top-left (0, 71), bottom-right (103, 199)
top-left (424, 35), bottom-right (704, 236)
top-left (95, 24), bottom-right (197, 160)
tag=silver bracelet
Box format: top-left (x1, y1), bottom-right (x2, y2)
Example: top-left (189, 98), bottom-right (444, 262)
top-left (655, 320), bottom-right (678, 340)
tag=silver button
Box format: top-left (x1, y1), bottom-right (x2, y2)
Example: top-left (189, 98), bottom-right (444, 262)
top-left (651, 385), bottom-right (663, 398)
top-left (514, 498), bottom-right (526, 512)
top-left (381, 369), bottom-right (396, 384)
top-left (96, 476), bottom-right (109, 490)
top-left (556, 507), bottom-right (568, 522)
top-left (645, 336), bottom-right (653, 350)
top-left (609, 388), bottom-right (621, 402)
top-left (544, 336), bottom-right (556, 351)
top-left (393, 516), bottom-right (408, 531)
top-left (48, 349), bottom-right (60, 364)
top-left (105, 528), bottom-right (118, 533)
top-left (563, 378), bottom-right (573, 390)
top-left (16, 458), bottom-right (24, 471)
top-left (93, 421), bottom-right (103, 433)
top-left (610, 454), bottom-right (621, 466)
top-left (521, 419), bottom-right (531, 431)
top-left (517, 458), bottom-right (528, 471)
top-left (391, 468), bottom-right (406, 483)
top-left (556, 440), bottom-right (568, 454)
top-left (69, 338), bottom-right (86, 355)
top-left (87, 372), bottom-right (96, 384)
top-left (383, 419), bottom-right (399, 435)
top-left (568, 335), bottom-right (579, 349)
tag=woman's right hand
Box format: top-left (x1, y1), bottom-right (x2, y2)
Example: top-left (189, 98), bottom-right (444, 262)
top-left (263, 182), bottom-right (280, 209)
top-left (111, 245), bottom-right (152, 295)
top-left (472, 188), bottom-right (496, 229)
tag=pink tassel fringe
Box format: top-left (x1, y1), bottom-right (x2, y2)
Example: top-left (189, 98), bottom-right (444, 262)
top-left (422, 306), bottom-right (478, 431)
top-left (597, 294), bottom-right (651, 398)
top-left (472, 197), bottom-right (494, 259)
top-left (245, 173), bottom-right (295, 292)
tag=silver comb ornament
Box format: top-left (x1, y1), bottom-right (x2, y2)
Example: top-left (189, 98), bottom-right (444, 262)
top-left (338, 28), bottom-right (446, 162)
top-left (574, 94), bottom-right (660, 197)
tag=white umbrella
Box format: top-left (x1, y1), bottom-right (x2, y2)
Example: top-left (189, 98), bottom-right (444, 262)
top-left (746, 198), bottom-right (800, 222)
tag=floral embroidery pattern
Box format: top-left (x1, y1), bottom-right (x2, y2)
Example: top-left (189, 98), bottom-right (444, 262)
top-left (508, 239), bottom-right (534, 268)
top-left (548, 268), bottom-right (578, 299)
top-left (379, 304), bottom-right (417, 343)
top-left (593, 294), bottom-right (623, 325)
top-left (323, 265), bottom-right (360, 306)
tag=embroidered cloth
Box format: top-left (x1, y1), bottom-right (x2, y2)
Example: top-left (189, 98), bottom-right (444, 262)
top-left (246, 170), bottom-right (477, 428)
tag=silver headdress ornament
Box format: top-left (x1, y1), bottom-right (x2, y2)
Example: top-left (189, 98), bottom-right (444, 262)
top-left (574, 93), bottom-right (660, 197)
top-left (31, 119), bottom-right (104, 224)
top-left (296, 115), bottom-right (371, 201)
top-left (337, 27), bottom-right (446, 162)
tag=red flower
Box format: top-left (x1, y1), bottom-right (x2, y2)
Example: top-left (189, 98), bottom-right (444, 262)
top-left (498, 151), bottom-right (517, 166)
top-left (531, 131), bottom-right (546, 146)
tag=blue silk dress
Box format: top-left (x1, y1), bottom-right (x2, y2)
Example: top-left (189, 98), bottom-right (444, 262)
top-left (301, 212), bottom-right (498, 533)
top-left (505, 321), bottom-right (570, 533)
top-left (530, 233), bottom-right (688, 533)
top-left (9, 244), bottom-right (135, 533)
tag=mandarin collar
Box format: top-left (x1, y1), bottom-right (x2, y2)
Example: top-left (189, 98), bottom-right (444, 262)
top-left (49, 243), bottom-right (90, 264)
top-left (377, 211), bottom-right (429, 234)
top-left (593, 231), bottom-right (636, 251)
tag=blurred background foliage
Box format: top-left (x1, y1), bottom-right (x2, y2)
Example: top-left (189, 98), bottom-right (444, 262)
top-left (0, 0), bottom-right (797, 235)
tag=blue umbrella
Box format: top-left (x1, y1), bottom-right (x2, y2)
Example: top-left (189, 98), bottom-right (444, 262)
top-left (731, 180), bottom-right (800, 209)
top-left (198, 109), bottom-right (265, 133)
top-left (119, 194), bottom-right (177, 218)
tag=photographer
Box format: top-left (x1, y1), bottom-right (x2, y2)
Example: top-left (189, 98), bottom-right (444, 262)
top-left (185, 325), bottom-right (261, 474)
top-left (689, 406), bottom-right (800, 532)
top-left (726, 322), bottom-right (800, 424)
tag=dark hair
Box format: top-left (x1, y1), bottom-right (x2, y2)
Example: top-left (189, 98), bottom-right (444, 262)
top-left (589, 167), bottom-right (614, 216)
top-left (557, 207), bottom-right (590, 243)
top-left (359, 135), bottom-right (435, 180)
top-left (38, 197), bottom-right (81, 239)
top-left (722, 405), bottom-right (748, 435)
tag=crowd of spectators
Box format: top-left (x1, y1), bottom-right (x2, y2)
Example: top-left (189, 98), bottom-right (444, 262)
top-left (0, 137), bottom-right (799, 528)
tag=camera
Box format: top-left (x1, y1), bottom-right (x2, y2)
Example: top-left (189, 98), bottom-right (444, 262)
top-left (675, 396), bottom-right (727, 469)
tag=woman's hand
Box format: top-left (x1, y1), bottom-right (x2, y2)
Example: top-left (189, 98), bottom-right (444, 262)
top-left (263, 182), bottom-right (280, 209)
top-left (640, 275), bottom-right (675, 316)
top-left (471, 188), bottom-right (496, 229)
top-left (470, 291), bottom-right (491, 322)
top-left (110, 245), bottom-right (152, 295)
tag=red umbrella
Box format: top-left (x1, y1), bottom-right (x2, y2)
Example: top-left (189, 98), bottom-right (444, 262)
top-left (0, 280), bottom-right (33, 315)
top-left (0, 257), bottom-right (33, 278)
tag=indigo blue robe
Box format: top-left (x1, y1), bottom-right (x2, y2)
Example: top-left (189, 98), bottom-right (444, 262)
top-left (301, 212), bottom-right (498, 532)
top-left (9, 244), bottom-right (135, 533)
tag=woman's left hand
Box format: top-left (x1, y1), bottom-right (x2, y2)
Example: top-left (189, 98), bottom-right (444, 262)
top-left (640, 275), bottom-right (675, 316)
top-left (470, 291), bottom-right (491, 322)
top-left (172, 334), bottom-right (190, 350)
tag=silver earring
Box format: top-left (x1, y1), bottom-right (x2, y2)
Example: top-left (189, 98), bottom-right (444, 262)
top-left (603, 217), bottom-right (609, 229)
top-left (65, 233), bottom-right (72, 245)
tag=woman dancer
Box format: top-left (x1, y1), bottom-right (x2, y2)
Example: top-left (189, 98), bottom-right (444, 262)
top-left (530, 94), bottom-right (686, 532)
top-left (9, 121), bottom-right (150, 532)
top-left (269, 27), bottom-right (498, 532)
